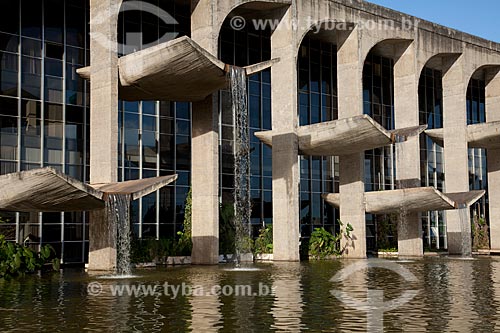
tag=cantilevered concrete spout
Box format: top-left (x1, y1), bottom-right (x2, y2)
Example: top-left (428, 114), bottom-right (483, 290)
top-left (425, 121), bottom-right (500, 148)
top-left (90, 174), bottom-right (178, 201)
top-left (322, 188), bottom-right (485, 214)
top-left (0, 168), bottom-right (105, 212)
top-left (255, 115), bottom-right (426, 156)
top-left (0, 167), bottom-right (177, 212)
top-left (77, 36), bottom-right (279, 102)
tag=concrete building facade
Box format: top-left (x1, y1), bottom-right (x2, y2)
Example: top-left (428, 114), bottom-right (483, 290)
top-left (1, 0), bottom-right (500, 267)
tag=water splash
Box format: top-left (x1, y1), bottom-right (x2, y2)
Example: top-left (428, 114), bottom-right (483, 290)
top-left (229, 66), bottom-right (252, 266)
top-left (106, 193), bottom-right (132, 275)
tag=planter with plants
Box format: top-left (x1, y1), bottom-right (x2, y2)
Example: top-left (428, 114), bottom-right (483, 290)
top-left (308, 220), bottom-right (353, 260)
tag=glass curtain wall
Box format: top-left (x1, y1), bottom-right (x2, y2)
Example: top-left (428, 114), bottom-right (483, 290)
top-left (297, 36), bottom-right (339, 240)
top-left (362, 53), bottom-right (396, 251)
top-left (0, 0), bottom-right (89, 263)
top-left (467, 78), bottom-right (489, 227)
top-left (419, 66), bottom-right (446, 249)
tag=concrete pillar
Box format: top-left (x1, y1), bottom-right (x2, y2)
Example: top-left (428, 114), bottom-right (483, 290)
top-left (393, 42), bottom-right (423, 257)
top-left (337, 28), bottom-right (366, 258)
top-left (191, 97), bottom-right (220, 265)
top-left (486, 69), bottom-right (500, 251)
top-left (270, 7), bottom-right (300, 261)
top-left (88, 0), bottom-right (122, 270)
top-left (190, 0), bottom-right (219, 264)
top-left (443, 57), bottom-right (471, 255)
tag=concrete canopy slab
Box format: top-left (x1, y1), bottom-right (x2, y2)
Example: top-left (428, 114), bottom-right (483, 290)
top-left (445, 190), bottom-right (486, 208)
top-left (0, 168), bottom-right (104, 212)
top-left (255, 115), bottom-right (426, 156)
top-left (78, 36), bottom-right (279, 102)
top-left (90, 174), bottom-right (178, 200)
top-left (467, 122), bottom-right (500, 148)
top-left (426, 122), bottom-right (500, 148)
top-left (322, 188), bottom-right (485, 214)
top-left (0, 168), bottom-right (178, 212)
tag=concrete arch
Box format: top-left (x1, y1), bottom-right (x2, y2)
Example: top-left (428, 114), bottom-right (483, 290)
top-left (192, 0), bottom-right (290, 54)
top-left (417, 53), bottom-right (461, 80)
top-left (296, 19), bottom-right (355, 51)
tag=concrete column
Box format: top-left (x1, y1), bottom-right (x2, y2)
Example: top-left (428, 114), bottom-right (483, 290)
top-left (190, 0), bottom-right (219, 264)
top-left (486, 69), bottom-right (500, 251)
top-left (270, 7), bottom-right (300, 261)
top-left (393, 42), bottom-right (423, 257)
top-left (88, 0), bottom-right (122, 270)
top-left (443, 57), bottom-right (471, 255)
top-left (191, 97), bottom-right (219, 265)
top-left (337, 28), bottom-right (366, 258)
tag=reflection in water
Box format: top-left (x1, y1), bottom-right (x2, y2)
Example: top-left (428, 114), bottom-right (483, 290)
top-left (271, 263), bottom-right (304, 331)
top-left (1, 259), bottom-right (500, 331)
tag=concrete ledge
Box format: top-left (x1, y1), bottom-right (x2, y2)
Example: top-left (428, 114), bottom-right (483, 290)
top-left (255, 115), bottom-right (425, 156)
top-left (78, 36), bottom-right (279, 102)
top-left (323, 188), bottom-right (485, 214)
top-left (426, 121), bottom-right (500, 149)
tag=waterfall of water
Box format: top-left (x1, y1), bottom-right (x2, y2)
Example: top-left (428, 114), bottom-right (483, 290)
top-left (394, 136), bottom-right (408, 244)
top-left (230, 66), bottom-right (251, 265)
top-left (106, 193), bottom-right (132, 275)
top-left (458, 207), bottom-right (472, 257)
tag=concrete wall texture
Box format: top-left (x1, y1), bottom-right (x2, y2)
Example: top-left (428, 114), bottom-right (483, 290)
top-left (89, 0), bottom-right (500, 266)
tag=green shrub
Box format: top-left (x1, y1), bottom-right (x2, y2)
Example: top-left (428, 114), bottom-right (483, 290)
top-left (0, 234), bottom-right (58, 279)
top-left (472, 214), bottom-right (490, 250)
top-left (254, 225), bottom-right (273, 254)
top-left (309, 220), bottom-right (353, 259)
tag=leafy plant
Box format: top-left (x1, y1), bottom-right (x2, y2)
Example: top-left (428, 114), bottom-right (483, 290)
top-left (0, 234), bottom-right (58, 279)
top-left (472, 214), bottom-right (490, 250)
top-left (309, 220), bottom-right (353, 259)
top-left (254, 225), bottom-right (273, 254)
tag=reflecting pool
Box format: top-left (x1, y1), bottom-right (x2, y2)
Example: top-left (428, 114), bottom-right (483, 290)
top-left (1, 257), bottom-right (500, 331)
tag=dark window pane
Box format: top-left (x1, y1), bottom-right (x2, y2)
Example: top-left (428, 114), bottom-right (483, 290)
top-left (21, 0), bottom-right (42, 39)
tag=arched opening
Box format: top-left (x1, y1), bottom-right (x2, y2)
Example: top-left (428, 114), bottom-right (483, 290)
top-left (466, 66), bottom-right (500, 249)
top-left (362, 39), bottom-right (411, 252)
top-left (418, 54), bottom-right (460, 251)
top-left (217, 3), bottom-right (287, 245)
top-left (296, 26), bottom-right (342, 248)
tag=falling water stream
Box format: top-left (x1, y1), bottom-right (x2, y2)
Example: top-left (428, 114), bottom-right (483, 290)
top-left (458, 207), bottom-right (472, 257)
top-left (230, 66), bottom-right (251, 266)
top-left (394, 136), bottom-right (408, 242)
top-left (106, 193), bottom-right (132, 275)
